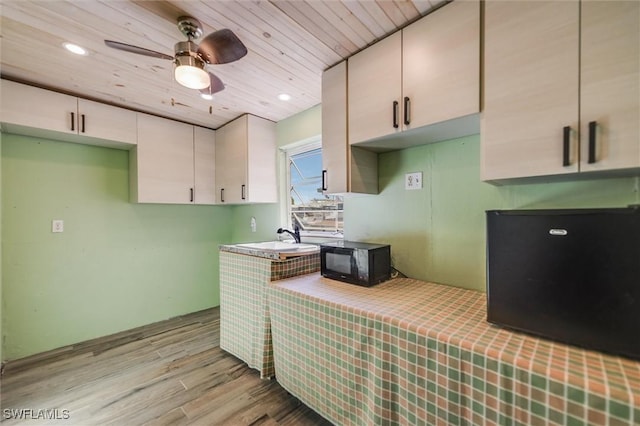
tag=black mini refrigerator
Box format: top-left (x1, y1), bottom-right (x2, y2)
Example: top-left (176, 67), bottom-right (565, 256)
top-left (486, 207), bottom-right (640, 360)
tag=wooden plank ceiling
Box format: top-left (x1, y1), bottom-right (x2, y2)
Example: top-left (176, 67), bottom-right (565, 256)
top-left (0, 0), bottom-right (446, 129)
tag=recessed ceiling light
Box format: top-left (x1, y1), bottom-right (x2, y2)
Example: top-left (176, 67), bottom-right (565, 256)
top-left (63, 42), bottom-right (88, 56)
top-left (200, 93), bottom-right (214, 101)
top-left (278, 93), bottom-right (291, 101)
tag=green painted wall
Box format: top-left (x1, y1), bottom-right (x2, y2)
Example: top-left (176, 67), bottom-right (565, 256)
top-left (1, 134), bottom-right (233, 360)
top-left (274, 104), bottom-right (321, 148)
top-left (345, 134), bottom-right (639, 291)
top-left (237, 105), bottom-right (639, 292)
top-left (3, 104), bottom-right (637, 361)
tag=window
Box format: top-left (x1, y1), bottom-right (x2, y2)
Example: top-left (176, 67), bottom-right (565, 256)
top-left (285, 141), bottom-right (343, 236)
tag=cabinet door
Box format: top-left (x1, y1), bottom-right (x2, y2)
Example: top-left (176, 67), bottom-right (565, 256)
top-left (580, 1), bottom-right (640, 172)
top-left (215, 116), bottom-right (247, 204)
top-left (134, 113), bottom-right (194, 204)
top-left (1, 79), bottom-right (77, 134)
top-left (348, 32), bottom-right (402, 145)
top-left (194, 126), bottom-right (216, 205)
top-left (246, 115), bottom-right (277, 203)
top-left (322, 62), bottom-right (348, 194)
top-left (214, 123), bottom-right (229, 203)
top-left (481, 1), bottom-right (580, 181)
top-left (77, 99), bottom-right (137, 145)
top-left (321, 62), bottom-right (378, 195)
top-left (402, 0), bottom-right (479, 130)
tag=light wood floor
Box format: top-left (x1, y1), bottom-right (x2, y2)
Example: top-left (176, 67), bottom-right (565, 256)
top-left (0, 308), bottom-right (332, 425)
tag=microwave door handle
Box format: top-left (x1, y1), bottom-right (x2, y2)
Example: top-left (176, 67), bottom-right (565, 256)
top-left (330, 248), bottom-right (353, 256)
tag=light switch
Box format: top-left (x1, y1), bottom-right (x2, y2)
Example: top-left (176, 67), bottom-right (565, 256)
top-left (52, 219), bottom-right (64, 233)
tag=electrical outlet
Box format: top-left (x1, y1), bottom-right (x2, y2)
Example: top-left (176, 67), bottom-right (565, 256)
top-left (405, 172), bottom-right (423, 190)
top-left (250, 217), bottom-right (257, 233)
top-left (52, 219), bottom-right (64, 233)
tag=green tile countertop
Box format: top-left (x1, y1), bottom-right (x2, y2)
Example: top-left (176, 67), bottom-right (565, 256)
top-left (268, 274), bottom-right (640, 425)
top-left (219, 250), bottom-right (320, 378)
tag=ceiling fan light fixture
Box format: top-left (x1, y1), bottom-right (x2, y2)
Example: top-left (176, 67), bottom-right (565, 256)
top-left (174, 54), bottom-right (210, 90)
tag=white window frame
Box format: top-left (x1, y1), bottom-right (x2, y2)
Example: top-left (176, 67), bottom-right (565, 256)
top-left (280, 136), bottom-right (343, 241)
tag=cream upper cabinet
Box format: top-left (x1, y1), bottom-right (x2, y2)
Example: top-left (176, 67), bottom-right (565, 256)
top-left (131, 113), bottom-right (195, 204)
top-left (322, 62), bottom-right (349, 194)
top-left (322, 61), bottom-right (378, 195)
top-left (1, 79), bottom-right (78, 135)
top-left (348, 0), bottom-right (480, 146)
top-left (1, 79), bottom-right (137, 148)
top-left (579, 1), bottom-right (639, 172)
top-left (215, 116), bottom-right (247, 204)
top-left (193, 126), bottom-right (216, 205)
top-left (402, 0), bottom-right (480, 131)
top-left (215, 114), bottom-right (276, 204)
top-left (76, 98), bottom-right (137, 146)
top-left (482, 1), bottom-right (580, 180)
top-left (482, 1), bottom-right (639, 181)
top-left (348, 32), bottom-right (402, 145)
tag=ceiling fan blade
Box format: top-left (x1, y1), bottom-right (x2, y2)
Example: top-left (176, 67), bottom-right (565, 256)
top-left (104, 40), bottom-right (174, 60)
top-left (200, 72), bottom-right (225, 96)
top-left (197, 29), bottom-right (248, 65)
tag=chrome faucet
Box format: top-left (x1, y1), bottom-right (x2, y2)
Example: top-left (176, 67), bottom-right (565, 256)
top-left (277, 226), bottom-right (300, 243)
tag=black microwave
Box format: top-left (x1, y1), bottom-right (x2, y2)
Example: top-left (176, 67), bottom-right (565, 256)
top-left (320, 241), bottom-right (391, 286)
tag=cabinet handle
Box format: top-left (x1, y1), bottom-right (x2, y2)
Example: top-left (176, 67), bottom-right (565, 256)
top-left (70, 112), bottom-right (75, 131)
top-left (190, 188), bottom-right (194, 203)
top-left (403, 97), bottom-right (410, 126)
top-left (588, 121), bottom-right (597, 164)
top-left (221, 188), bottom-right (225, 203)
top-left (562, 126), bottom-right (571, 167)
top-left (392, 101), bottom-right (399, 129)
top-left (322, 170), bottom-right (328, 191)
top-left (241, 184), bottom-right (246, 200)
top-left (81, 114), bottom-right (86, 133)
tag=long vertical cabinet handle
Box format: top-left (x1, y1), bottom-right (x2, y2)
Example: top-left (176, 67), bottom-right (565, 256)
top-left (392, 101), bottom-right (399, 129)
top-left (562, 126), bottom-right (571, 166)
top-left (81, 114), bottom-right (86, 133)
top-left (190, 188), bottom-right (194, 203)
top-left (322, 170), bottom-right (328, 191)
top-left (241, 185), bottom-right (246, 200)
top-left (588, 121), bottom-right (597, 164)
top-left (70, 112), bottom-right (75, 131)
top-left (403, 97), bottom-right (411, 126)
top-left (221, 188), bottom-right (225, 203)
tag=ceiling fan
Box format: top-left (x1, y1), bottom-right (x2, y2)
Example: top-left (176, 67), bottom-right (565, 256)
top-left (105, 16), bottom-right (247, 96)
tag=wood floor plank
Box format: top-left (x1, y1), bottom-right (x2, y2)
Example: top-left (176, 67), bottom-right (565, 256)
top-left (0, 308), bottom-right (331, 426)
top-left (142, 407), bottom-right (190, 426)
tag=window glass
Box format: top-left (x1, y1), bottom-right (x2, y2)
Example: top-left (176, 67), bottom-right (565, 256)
top-left (288, 146), bottom-right (343, 234)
